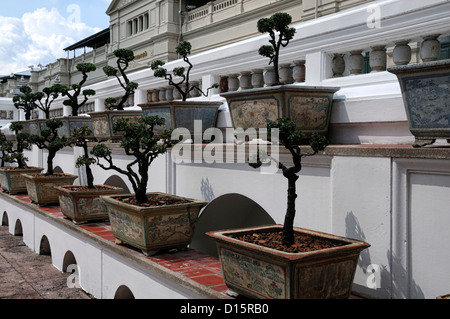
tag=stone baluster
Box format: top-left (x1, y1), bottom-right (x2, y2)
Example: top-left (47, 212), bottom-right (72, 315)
top-left (264, 66), bottom-right (275, 87)
top-left (189, 81), bottom-right (200, 97)
top-left (219, 76), bottom-right (229, 93)
top-left (392, 40), bottom-right (412, 66)
top-left (369, 45), bottom-right (386, 72)
top-left (279, 63), bottom-right (293, 84)
top-left (158, 87), bottom-right (167, 101)
top-left (227, 74), bottom-right (240, 91)
top-left (292, 60), bottom-right (305, 82)
top-left (165, 87), bottom-right (174, 100)
top-left (251, 69), bottom-right (264, 88)
top-left (239, 71), bottom-right (252, 90)
top-left (332, 54), bottom-right (345, 77)
top-left (173, 85), bottom-right (182, 100)
top-left (420, 34), bottom-right (441, 62)
top-left (152, 88), bottom-right (160, 102)
top-left (147, 90), bottom-right (153, 103)
top-left (348, 51), bottom-right (364, 75)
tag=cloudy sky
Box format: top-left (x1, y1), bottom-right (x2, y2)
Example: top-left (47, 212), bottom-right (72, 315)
top-left (0, 0), bottom-right (113, 76)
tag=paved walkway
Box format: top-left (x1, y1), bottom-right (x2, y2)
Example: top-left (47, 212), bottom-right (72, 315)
top-left (0, 224), bottom-right (93, 299)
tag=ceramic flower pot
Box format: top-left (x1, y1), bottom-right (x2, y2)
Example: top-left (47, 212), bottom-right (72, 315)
top-left (220, 85), bottom-right (339, 138)
top-left (101, 192), bottom-right (208, 256)
top-left (55, 184), bottom-right (123, 224)
top-left (88, 110), bottom-right (143, 142)
top-left (55, 116), bottom-right (95, 140)
top-left (388, 59), bottom-right (450, 147)
top-left (138, 101), bottom-right (222, 141)
top-left (0, 166), bottom-right (43, 194)
top-left (207, 224), bottom-right (370, 299)
top-left (22, 173), bottom-right (78, 206)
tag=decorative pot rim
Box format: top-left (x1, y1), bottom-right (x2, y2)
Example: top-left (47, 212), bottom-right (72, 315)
top-left (388, 59), bottom-right (450, 74)
top-left (21, 173), bottom-right (78, 181)
top-left (207, 224), bottom-right (370, 261)
top-left (101, 191), bottom-right (208, 213)
top-left (88, 109), bottom-right (143, 116)
top-left (0, 166), bottom-right (43, 172)
top-left (220, 84), bottom-right (340, 98)
top-left (138, 100), bottom-right (223, 108)
top-left (54, 184), bottom-right (123, 196)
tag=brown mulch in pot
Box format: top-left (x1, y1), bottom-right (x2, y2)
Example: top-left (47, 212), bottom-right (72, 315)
top-left (116, 193), bottom-right (192, 207)
top-left (230, 230), bottom-right (348, 253)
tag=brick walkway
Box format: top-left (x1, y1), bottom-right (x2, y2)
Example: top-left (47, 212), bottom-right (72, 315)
top-left (0, 225), bottom-right (93, 299)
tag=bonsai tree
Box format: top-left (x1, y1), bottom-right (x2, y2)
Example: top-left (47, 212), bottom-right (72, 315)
top-left (12, 85), bottom-right (38, 120)
top-left (257, 12), bottom-right (296, 86)
top-left (34, 84), bottom-right (66, 119)
top-left (28, 118), bottom-right (70, 175)
top-left (70, 126), bottom-right (96, 189)
top-left (2, 122), bottom-right (32, 169)
top-left (250, 118), bottom-right (328, 246)
top-left (150, 41), bottom-right (218, 101)
top-left (0, 131), bottom-right (11, 167)
top-left (61, 63), bottom-right (97, 116)
top-left (103, 49), bottom-right (139, 110)
top-left (91, 115), bottom-right (177, 204)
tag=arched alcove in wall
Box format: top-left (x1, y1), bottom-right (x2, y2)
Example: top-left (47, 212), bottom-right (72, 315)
top-left (190, 193), bottom-right (275, 257)
top-left (114, 285), bottom-right (135, 299)
top-left (39, 235), bottom-right (51, 255)
top-left (14, 219), bottom-right (23, 236)
top-left (104, 175), bottom-right (130, 194)
top-left (62, 250), bottom-right (77, 273)
top-left (2, 211), bottom-right (8, 226)
top-left (54, 166), bottom-right (64, 174)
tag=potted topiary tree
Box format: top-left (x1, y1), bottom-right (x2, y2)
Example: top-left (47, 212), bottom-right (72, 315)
top-left (22, 118), bottom-right (78, 206)
top-left (0, 122), bottom-right (43, 194)
top-left (12, 85), bottom-right (40, 135)
top-left (54, 126), bottom-right (123, 223)
top-left (207, 118), bottom-right (370, 299)
top-left (89, 49), bottom-right (143, 142)
top-left (56, 63), bottom-right (97, 139)
top-left (91, 115), bottom-right (207, 256)
top-left (220, 13), bottom-right (339, 140)
top-left (139, 41), bottom-right (222, 141)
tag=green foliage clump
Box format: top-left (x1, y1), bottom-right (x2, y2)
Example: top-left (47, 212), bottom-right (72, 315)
top-left (150, 41), bottom-right (218, 101)
top-left (103, 49), bottom-right (138, 110)
top-left (91, 115), bottom-right (178, 204)
top-left (257, 12), bottom-right (296, 86)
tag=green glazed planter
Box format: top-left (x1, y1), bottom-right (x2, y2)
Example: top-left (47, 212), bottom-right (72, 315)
top-left (207, 224), bottom-right (370, 299)
top-left (56, 116), bottom-right (95, 140)
top-left (101, 192), bottom-right (208, 256)
top-left (55, 184), bottom-right (123, 224)
top-left (138, 101), bottom-right (222, 141)
top-left (220, 85), bottom-right (339, 138)
top-left (0, 167), bottom-right (43, 194)
top-left (88, 110), bottom-right (143, 142)
top-left (22, 173), bottom-right (78, 206)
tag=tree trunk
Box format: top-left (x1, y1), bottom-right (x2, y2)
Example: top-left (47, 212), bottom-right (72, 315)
top-left (46, 151), bottom-right (55, 175)
top-left (282, 173), bottom-right (299, 246)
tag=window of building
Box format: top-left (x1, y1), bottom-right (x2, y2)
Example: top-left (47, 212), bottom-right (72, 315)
top-left (127, 12), bottom-right (150, 36)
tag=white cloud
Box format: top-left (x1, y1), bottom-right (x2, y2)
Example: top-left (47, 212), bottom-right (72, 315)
top-left (0, 7), bottom-right (101, 75)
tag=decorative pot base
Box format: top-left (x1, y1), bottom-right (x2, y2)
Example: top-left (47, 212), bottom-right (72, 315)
top-left (23, 173), bottom-right (78, 206)
top-left (101, 192), bottom-right (208, 256)
top-left (55, 185), bottom-right (123, 223)
top-left (207, 224), bottom-right (370, 299)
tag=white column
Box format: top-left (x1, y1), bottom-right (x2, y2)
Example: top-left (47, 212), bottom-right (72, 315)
top-left (94, 98), bottom-right (105, 112)
top-left (133, 89), bottom-right (146, 107)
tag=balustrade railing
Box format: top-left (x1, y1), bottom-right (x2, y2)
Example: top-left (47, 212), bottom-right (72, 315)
top-left (145, 32), bottom-right (448, 101)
